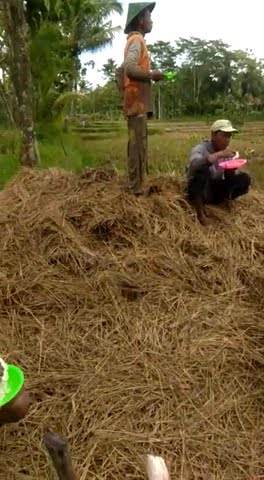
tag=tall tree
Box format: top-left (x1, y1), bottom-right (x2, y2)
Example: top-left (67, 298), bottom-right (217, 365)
top-left (41, 0), bottom-right (123, 116)
top-left (43, 0), bottom-right (122, 85)
top-left (101, 58), bottom-right (118, 82)
top-left (30, 21), bottom-right (75, 119)
top-left (2, 0), bottom-right (40, 166)
top-left (148, 41), bottom-right (177, 72)
top-left (82, 37), bottom-right (264, 119)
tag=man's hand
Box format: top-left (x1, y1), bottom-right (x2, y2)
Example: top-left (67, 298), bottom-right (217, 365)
top-left (150, 70), bottom-right (165, 82)
top-left (209, 148), bottom-right (236, 163)
top-left (220, 148), bottom-right (236, 158)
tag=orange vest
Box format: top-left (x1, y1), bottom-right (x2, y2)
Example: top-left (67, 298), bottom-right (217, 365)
top-left (123, 32), bottom-right (152, 117)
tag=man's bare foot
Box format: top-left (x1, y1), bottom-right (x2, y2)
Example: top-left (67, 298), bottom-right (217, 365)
top-left (198, 215), bottom-right (211, 226)
top-left (194, 201), bottom-right (210, 225)
top-left (146, 184), bottom-right (162, 196)
top-left (223, 199), bottom-right (233, 212)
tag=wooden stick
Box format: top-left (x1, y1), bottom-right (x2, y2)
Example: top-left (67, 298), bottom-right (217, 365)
top-left (44, 432), bottom-right (77, 480)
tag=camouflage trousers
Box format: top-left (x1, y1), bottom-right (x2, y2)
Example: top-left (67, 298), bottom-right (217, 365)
top-left (127, 115), bottom-right (148, 194)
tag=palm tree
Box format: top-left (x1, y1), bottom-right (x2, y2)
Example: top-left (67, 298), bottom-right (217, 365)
top-left (2, 0), bottom-right (40, 166)
top-left (44, 0), bottom-right (123, 112)
top-left (44, 0), bottom-right (123, 56)
top-left (25, 0), bottom-right (123, 118)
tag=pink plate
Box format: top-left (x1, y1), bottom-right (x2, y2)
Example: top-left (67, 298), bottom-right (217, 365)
top-left (218, 158), bottom-right (247, 170)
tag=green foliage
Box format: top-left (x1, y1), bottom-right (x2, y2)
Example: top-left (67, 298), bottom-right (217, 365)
top-left (26, 1), bottom-right (122, 122)
top-left (2, 120), bottom-right (264, 192)
top-left (42, 0), bottom-right (123, 55)
top-left (1, 0), bottom-right (123, 125)
top-left (0, 154), bottom-right (19, 189)
top-left (148, 41), bottom-right (177, 71)
top-left (83, 81), bottom-right (121, 119)
top-left (101, 58), bottom-right (118, 81)
top-left (33, 122), bottom-right (97, 171)
top-left (91, 37), bottom-right (264, 120)
top-left (30, 21), bottom-right (75, 119)
top-left (0, 128), bottom-right (20, 188)
top-left (3, 0), bottom-right (264, 128)
top-left (0, 128), bottom-right (19, 155)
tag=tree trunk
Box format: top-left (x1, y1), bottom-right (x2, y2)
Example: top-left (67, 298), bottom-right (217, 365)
top-left (0, 79), bottom-right (16, 127)
top-left (70, 77), bottom-right (78, 117)
top-left (158, 85), bottom-right (161, 120)
top-left (2, 0), bottom-right (40, 167)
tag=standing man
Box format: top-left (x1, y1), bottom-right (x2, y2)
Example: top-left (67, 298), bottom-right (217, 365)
top-left (122, 2), bottom-right (164, 195)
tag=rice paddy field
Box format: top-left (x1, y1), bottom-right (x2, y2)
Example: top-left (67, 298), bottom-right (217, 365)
top-left (0, 119), bottom-right (264, 188)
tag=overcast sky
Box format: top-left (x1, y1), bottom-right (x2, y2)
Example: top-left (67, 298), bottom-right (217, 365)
top-left (81, 0), bottom-right (264, 87)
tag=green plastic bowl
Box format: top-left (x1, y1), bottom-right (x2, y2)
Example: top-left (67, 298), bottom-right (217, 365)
top-left (0, 364), bottom-right (24, 407)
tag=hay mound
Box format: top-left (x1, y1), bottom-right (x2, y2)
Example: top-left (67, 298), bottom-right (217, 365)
top-left (0, 167), bottom-right (264, 479)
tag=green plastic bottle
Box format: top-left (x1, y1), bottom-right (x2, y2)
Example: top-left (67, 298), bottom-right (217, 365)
top-left (164, 72), bottom-right (176, 80)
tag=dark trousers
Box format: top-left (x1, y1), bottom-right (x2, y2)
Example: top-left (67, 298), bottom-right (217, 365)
top-left (127, 115), bottom-right (148, 194)
top-left (187, 164), bottom-right (251, 205)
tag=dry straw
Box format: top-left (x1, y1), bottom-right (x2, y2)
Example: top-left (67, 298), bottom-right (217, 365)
top-left (0, 167), bottom-right (264, 479)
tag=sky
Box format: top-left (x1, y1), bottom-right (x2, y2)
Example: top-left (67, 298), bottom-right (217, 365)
top-left (81, 0), bottom-right (264, 87)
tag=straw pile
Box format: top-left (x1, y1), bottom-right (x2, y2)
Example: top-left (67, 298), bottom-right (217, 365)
top-left (0, 167), bottom-right (264, 480)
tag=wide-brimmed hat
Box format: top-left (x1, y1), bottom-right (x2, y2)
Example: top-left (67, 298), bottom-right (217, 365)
top-left (124, 2), bottom-right (156, 34)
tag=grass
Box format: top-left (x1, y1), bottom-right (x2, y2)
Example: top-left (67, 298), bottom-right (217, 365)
top-left (75, 120), bottom-right (264, 188)
top-left (0, 119), bottom-right (264, 189)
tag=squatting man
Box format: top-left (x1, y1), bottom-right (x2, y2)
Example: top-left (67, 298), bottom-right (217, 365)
top-left (186, 119), bottom-right (251, 225)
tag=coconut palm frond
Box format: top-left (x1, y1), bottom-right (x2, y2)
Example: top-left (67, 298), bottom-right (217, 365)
top-left (53, 90), bottom-right (86, 109)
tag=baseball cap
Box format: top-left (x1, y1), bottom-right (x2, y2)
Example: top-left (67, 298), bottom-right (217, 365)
top-left (210, 119), bottom-right (238, 133)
